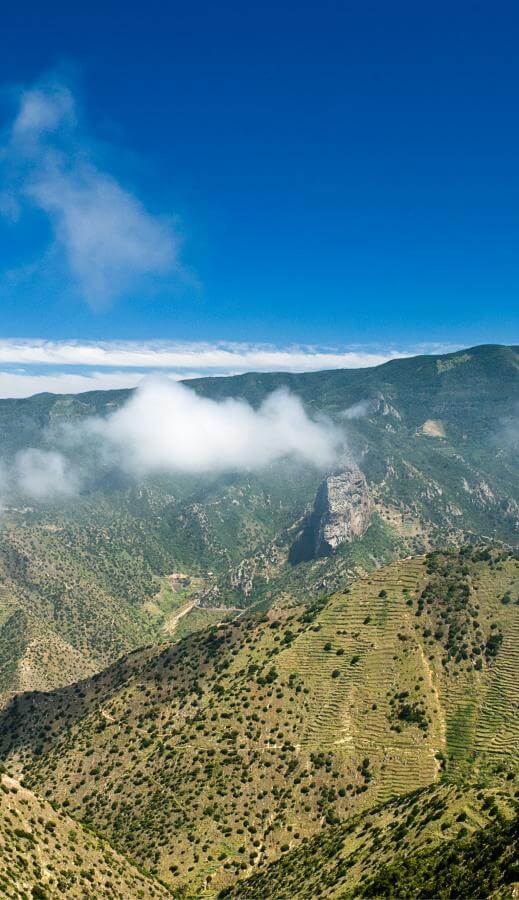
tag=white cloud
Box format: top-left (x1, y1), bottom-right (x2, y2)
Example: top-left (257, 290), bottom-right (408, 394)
top-left (13, 448), bottom-right (80, 500)
top-left (0, 338), bottom-right (459, 374)
top-left (0, 340), bottom-right (464, 398)
top-left (0, 339), bottom-right (419, 400)
top-left (0, 339), bottom-right (410, 371)
top-left (0, 379), bottom-right (341, 504)
top-left (0, 368), bottom-right (152, 398)
top-left (340, 399), bottom-right (372, 419)
top-left (81, 378), bottom-right (341, 475)
top-left (1, 76), bottom-right (179, 308)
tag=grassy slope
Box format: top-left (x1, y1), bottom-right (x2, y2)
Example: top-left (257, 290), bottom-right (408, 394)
top-left (0, 507), bottom-right (166, 702)
top-left (345, 808), bottom-right (519, 899)
top-left (0, 466), bottom-right (323, 703)
top-left (0, 344), bottom-right (518, 700)
top-left (0, 549), bottom-right (517, 896)
top-left (0, 773), bottom-right (170, 899)
top-left (221, 783), bottom-right (518, 899)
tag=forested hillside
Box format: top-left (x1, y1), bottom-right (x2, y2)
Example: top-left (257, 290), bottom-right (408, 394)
top-left (0, 345), bottom-right (517, 702)
top-left (0, 548), bottom-right (517, 896)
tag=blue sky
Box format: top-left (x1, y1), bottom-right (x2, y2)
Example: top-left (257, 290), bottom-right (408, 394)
top-left (0, 0), bottom-right (518, 395)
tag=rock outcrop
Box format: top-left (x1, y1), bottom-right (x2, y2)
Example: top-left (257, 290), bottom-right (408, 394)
top-left (313, 467), bottom-right (372, 554)
top-left (290, 463), bottom-right (372, 562)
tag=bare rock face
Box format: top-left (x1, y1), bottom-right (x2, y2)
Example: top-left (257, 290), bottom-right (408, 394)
top-left (313, 468), bottom-right (372, 554)
top-left (290, 463), bottom-right (372, 562)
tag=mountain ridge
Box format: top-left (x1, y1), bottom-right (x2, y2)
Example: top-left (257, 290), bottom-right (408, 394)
top-left (0, 342), bottom-right (517, 702)
top-left (1, 548), bottom-right (517, 895)
top-left (1, 341), bottom-right (517, 409)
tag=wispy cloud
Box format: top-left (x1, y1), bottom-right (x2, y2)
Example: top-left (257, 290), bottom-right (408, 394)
top-left (13, 448), bottom-right (80, 499)
top-left (1, 75), bottom-right (179, 308)
top-left (0, 338), bottom-right (412, 370)
top-left (0, 447), bottom-right (80, 505)
top-left (340, 399), bottom-right (372, 419)
top-left (0, 339), bottom-right (461, 398)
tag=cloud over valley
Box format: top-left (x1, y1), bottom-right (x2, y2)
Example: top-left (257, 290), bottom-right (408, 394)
top-left (1, 379), bottom-right (342, 503)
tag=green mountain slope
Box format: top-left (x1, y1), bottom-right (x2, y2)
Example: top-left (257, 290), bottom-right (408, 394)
top-left (0, 772), bottom-right (170, 898)
top-left (0, 548), bottom-right (517, 896)
top-left (0, 501), bottom-right (171, 702)
top-left (0, 343), bottom-right (517, 699)
top-left (0, 465), bottom-right (319, 703)
top-left (221, 783), bottom-right (518, 899)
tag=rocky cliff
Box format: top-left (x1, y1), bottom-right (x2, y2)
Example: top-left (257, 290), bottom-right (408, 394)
top-left (290, 463), bottom-right (372, 562)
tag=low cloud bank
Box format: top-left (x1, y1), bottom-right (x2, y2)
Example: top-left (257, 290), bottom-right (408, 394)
top-left (83, 379), bottom-right (341, 475)
top-left (0, 448), bottom-right (80, 503)
top-left (0, 368), bottom-right (157, 399)
top-left (0, 340), bottom-right (463, 399)
top-left (2, 381), bottom-right (342, 503)
top-left (0, 339), bottom-right (411, 371)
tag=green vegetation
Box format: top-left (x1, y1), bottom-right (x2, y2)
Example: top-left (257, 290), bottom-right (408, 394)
top-left (221, 783), bottom-right (518, 899)
top-left (0, 344), bottom-right (518, 700)
top-left (349, 810), bottom-right (519, 899)
top-left (0, 345), bottom-right (517, 895)
top-left (0, 773), bottom-right (169, 898)
top-left (0, 549), bottom-right (517, 895)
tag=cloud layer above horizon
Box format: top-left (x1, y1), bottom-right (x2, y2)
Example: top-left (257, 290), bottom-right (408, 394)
top-left (0, 338), bottom-right (460, 399)
top-left (1, 76), bottom-right (179, 308)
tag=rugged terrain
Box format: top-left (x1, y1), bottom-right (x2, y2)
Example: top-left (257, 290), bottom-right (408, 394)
top-left (0, 772), bottom-right (169, 899)
top-left (222, 783), bottom-right (518, 899)
top-left (0, 548), bottom-right (517, 896)
top-left (0, 343), bottom-right (518, 701)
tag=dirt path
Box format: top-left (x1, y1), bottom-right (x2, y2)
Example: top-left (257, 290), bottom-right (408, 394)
top-left (163, 601), bottom-right (198, 635)
top-left (417, 642), bottom-right (446, 748)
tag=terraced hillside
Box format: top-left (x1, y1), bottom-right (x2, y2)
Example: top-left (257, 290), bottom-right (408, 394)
top-left (0, 772), bottom-right (169, 898)
top-left (0, 465), bottom-right (322, 705)
top-left (0, 549), bottom-right (517, 896)
top-left (0, 343), bottom-right (518, 701)
top-left (222, 781), bottom-right (519, 899)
